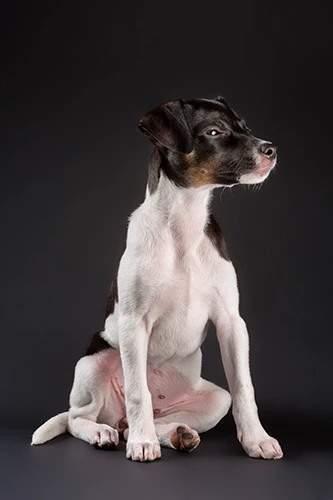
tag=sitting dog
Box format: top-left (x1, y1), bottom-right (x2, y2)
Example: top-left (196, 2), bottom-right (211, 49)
top-left (32, 96), bottom-right (283, 461)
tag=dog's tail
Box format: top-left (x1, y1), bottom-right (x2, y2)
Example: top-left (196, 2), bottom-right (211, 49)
top-left (31, 411), bottom-right (69, 445)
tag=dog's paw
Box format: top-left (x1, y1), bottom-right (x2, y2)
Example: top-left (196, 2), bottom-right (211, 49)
top-left (126, 440), bottom-right (161, 461)
top-left (171, 425), bottom-right (201, 452)
top-left (239, 434), bottom-right (283, 460)
top-left (90, 424), bottom-right (119, 449)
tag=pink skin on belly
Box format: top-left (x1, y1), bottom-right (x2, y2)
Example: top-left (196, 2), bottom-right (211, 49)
top-left (96, 350), bottom-right (198, 428)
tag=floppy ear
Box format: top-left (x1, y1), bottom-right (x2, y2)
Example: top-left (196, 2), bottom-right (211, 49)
top-left (214, 95), bottom-right (228, 106)
top-left (138, 99), bottom-right (193, 154)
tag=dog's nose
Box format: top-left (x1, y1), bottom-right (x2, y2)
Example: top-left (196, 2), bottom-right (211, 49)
top-left (259, 142), bottom-right (277, 158)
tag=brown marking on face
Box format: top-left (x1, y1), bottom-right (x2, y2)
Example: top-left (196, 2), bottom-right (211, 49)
top-left (153, 408), bottom-right (161, 415)
top-left (158, 394), bottom-right (165, 399)
top-left (185, 151), bottom-right (220, 187)
top-left (185, 150), bottom-right (196, 162)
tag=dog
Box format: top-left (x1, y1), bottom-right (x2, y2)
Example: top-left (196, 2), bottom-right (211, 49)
top-left (32, 96), bottom-right (283, 461)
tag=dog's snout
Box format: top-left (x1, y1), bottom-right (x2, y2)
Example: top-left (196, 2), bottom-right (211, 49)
top-left (259, 142), bottom-right (277, 158)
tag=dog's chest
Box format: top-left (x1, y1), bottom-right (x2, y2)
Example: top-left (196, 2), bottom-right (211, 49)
top-left (144, 238), bottom-right (213, 359)
top-left (118, 189), bottom-right (230, 360)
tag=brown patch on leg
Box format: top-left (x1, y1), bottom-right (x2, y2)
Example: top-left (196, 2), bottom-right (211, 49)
top-left (170, 425), bottom-right (201, 452)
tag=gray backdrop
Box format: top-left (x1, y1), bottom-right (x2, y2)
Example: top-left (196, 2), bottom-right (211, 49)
top-left (1, 1), bottom-right (333, 499)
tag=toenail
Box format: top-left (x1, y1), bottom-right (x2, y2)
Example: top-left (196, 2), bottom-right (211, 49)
top-left (188, 442), bottom-right (196, 448)
top-left (182, 432), bottom-right (193, 440)
top-left (177, 426), bottom-right (186, 434)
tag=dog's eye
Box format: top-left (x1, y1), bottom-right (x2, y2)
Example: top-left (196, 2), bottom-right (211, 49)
top-left (205, 129), bottom-right (223, 137)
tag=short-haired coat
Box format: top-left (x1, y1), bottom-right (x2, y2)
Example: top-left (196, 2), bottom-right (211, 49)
top-left (32, 96), bottom-right (283, 461)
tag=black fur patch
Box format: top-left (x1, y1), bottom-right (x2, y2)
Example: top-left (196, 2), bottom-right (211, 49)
top-left (148, 147), bottom-right (161, 195)
top-left (204, 213), bottom-right (230, 261)
top-left (105, 274), bottom-right (118, 319)
top-left (85, 275), bottom-right (119, 356)
top-left (85, 331), bottom-right (111, 356)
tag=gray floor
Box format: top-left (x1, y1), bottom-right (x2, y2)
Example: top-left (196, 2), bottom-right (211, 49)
top-left (1, 413), bottom-right (332, 500)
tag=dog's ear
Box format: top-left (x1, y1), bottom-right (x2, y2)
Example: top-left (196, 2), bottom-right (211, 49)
top-left (138, 99), bottom-right (193, 154)
top-left (214, 95), bottom-right (228, 106)
top-left (214, 95), bottom-right (242, 121)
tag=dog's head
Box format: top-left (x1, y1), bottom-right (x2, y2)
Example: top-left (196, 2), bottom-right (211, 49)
top-left (138, 97), bottom-right (277, 188)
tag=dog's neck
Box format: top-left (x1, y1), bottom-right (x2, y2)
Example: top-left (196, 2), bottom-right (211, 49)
top-left (143, 170), bottom-right (213, 251)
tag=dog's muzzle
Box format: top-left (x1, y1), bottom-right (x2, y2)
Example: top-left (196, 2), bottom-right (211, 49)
top-left (257, 142), bottom-right (277, 172)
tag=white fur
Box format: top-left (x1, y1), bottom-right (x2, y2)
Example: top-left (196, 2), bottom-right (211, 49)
top-left (32, 167), bottom-right (282, 461)
top-left (31, 412), bottom-right (68, 445)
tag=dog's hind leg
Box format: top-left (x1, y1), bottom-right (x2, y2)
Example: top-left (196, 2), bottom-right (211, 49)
top-left (124, 378), bottom-right (231, 452)
top-left (154, 422), bottom-right (202, 452)
top-left (67, 353), bottom-right (121, 449)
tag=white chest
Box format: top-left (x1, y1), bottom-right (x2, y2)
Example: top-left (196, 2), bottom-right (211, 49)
top-left (145, 254), bottom-right (212, 360)
top-left (107, 175), bottom-right (239, 362)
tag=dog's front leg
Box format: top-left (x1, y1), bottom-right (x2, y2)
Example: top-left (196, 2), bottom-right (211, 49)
top-left (118, 314), bottom-right (161, 462)
top-left (214, 311), bottom-right (283, 459)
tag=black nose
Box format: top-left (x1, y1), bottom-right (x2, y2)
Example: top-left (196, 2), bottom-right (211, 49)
top-left (259, 142), bottom-right (277, 158)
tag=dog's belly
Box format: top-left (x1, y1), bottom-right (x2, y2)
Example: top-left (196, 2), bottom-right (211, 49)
top-left (96, 349), bottom-right (203, 429)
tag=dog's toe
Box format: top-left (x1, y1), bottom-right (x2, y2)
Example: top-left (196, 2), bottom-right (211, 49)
top-left (242, 436), bottom-right (283, 460)
top-left (91, 424), bottom-right (119, 449)
top-left (126, 440), bottom-right (162, 461)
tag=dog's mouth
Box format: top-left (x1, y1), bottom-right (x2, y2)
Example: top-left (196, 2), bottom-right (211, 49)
top-left (236, 155), bottom-right (277, 185)
top-left (254, 155), bottom-right (277, 176)
top-left (216, 169), bottom-right (239, 185)
top-left (215, 152), bottom-right (277, 186)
